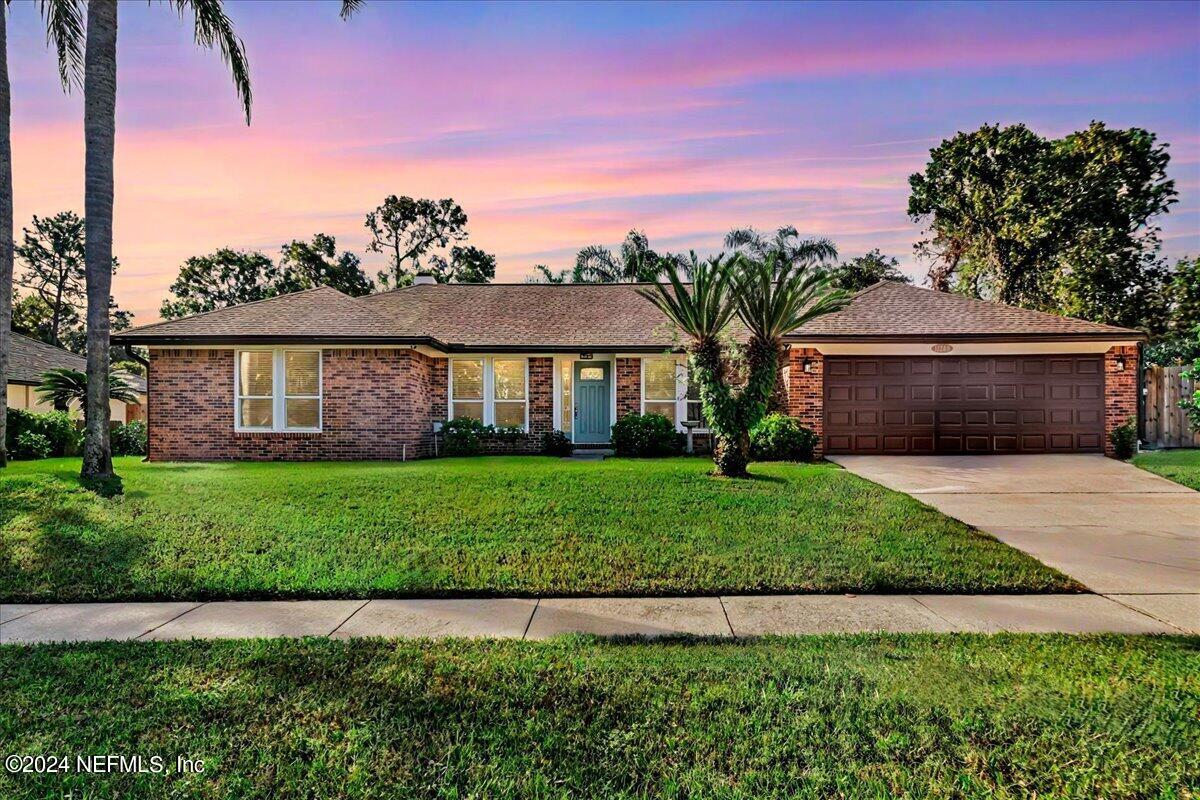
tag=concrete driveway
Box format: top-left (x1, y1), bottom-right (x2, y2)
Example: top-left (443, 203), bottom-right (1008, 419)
top-left (829, 454), bottom-right (1199, 632)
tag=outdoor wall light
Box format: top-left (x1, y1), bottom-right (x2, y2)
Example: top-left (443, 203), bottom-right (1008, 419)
top-left (802, 358), bottom-right (814, 373)
top-left (1115, 355), bottom-right (1126, 371)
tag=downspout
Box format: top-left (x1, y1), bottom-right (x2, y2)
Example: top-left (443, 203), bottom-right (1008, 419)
top-left (124, 345), bottom-right (151, 462)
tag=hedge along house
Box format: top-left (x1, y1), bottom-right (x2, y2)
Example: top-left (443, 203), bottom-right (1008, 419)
top-left (112, 277), bottom-right (1144, 461)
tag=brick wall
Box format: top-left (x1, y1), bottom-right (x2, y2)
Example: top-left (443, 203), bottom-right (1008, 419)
top-left (786, 347), bottom-right (824, 455)
top-left (616, 357), bottom-right (641, 419)
top-left (149, 348), bottom-right (443, 461)
top-left (1104, 344), bottom-right (1139, 458)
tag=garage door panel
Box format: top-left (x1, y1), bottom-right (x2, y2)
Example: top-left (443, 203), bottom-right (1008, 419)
top-left (828, 385), bottom-right (851, 401)
top-left (994, 435), bottom-right (1019, 451)
top-left (822, 355), bottom-right (1105, 455)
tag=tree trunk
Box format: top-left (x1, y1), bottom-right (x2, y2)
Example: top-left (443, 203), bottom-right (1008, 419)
top-left (712, 431), bottom-right (750, 478)
top-left (0, 9), bottom-right (11, 468)
top-left (81, 0), bottom-right (118, 483)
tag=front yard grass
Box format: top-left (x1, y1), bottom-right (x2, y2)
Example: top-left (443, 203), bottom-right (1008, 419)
top-left (1134, 448), bottom-right (1200, 491)
top-left (0, 456), bottom-right (1075, 601)
top-left (0, 635), bottom-right (1195, 799)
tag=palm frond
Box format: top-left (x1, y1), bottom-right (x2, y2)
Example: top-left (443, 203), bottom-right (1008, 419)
top-left (734, 252), bottom-right (850, 342)
top-left (170, 0), bottom-right (253, 124)
top-left (37, 368), bottom-right (140, 408)
top-left (636, 253), bottom-right (738, 343)
top-left (340, 0), bottom-right (365, 20)
top-left (37, 0), bottom-right (86, 91)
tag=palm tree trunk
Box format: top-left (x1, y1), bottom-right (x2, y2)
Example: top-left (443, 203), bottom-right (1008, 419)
top-left (81, 0), bottom-right (118, 482)
top-left (0, 9), bottom-right (12, 468)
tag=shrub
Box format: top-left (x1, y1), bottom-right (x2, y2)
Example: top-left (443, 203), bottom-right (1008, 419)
top-left (611, 413), bottom-right (682, 457)
top-left (1109, 417), bottom-right (1138, 460)
top-left (750, 413), bottom-right (819, 462)
top-left (440, 417), bottom-right (488, 456)
top-left (13, 430), bottom-right (53, 460)
top-left (5, 408), bottom-right (79, 457)
top-left (542, 430), bottom-right (573, 457)
top-left (112, 420), bottom-right (148, 457)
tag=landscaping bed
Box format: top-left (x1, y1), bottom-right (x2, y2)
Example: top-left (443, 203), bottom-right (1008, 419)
top-left (0, 456), bottom-right (1076, 601)
top-left (1134, 448), bottom-right (1200, 491)
top-left (0, 635), bottom-right (1194, 799)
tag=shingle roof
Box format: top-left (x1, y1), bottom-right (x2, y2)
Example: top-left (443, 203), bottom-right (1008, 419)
top-left (113, 279), bottom-right (1143, 349)
top-left (360, 283), bottom-right (694, 349)
top-left (787, 281), bottom-right (1142, 340)
top-left (7, 332), bottom-right (147, 393)
top-left (114, 286), bottom-right (399, 342)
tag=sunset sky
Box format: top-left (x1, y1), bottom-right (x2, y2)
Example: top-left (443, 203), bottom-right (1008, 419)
top-left (8, 0), bottom-right (1200, 323)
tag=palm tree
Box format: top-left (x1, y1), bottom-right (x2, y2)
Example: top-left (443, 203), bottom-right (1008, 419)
top-left (724, 226), bottom-right (838, 275)
top-left (0, 1), bottom-right (87, 468)
top-left (639, 252), bottom-right (848, 477)
top-left (0, 7), bottom-right (11, 468)
top-left (37, 366), bottom-right (138, 410)
top-left (77, 0), bottom-right (252, 483)
top-left (725, 225), bottom-right (840, 409)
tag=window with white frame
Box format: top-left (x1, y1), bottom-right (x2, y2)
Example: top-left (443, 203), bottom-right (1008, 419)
top-left (236, 349), bottom-right (321, 431)
top-left (642, 357), bottom-right (679, 424)
top-left (450, 358), bottom-right (485, 421)
top-left (449, 357), bottom-right (529, 431)
top-left (492, 358), bottom-right (527, 429)
top-left (642, 357), bottom-right (706, 430)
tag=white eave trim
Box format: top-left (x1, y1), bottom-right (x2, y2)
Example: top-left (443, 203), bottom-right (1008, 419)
top-left (791, 340), bottom-right (1139, 356)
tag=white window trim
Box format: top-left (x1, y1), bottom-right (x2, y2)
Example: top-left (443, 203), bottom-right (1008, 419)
top-left (448, 356), bottom-right (530, 432)
top-left (234, 349), bottom-right (323, 433)
top-left (641, 356), bottom-right (708, 433)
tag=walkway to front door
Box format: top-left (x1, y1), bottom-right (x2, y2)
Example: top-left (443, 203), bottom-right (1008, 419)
top-left (573, 361), bottom-right (611, 444)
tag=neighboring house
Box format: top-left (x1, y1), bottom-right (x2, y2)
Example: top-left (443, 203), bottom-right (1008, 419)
top-left (112, 278), bottom-right (1143, 461)
top-left (5, 332), bottom-right (147, 423)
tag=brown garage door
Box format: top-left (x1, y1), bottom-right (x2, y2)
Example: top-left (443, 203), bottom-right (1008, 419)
top-left (823, 355), bottom-right (1105, 455)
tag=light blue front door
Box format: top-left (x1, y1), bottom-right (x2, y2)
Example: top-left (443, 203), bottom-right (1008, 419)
top-left (573, 361), bottom-right (612, 443)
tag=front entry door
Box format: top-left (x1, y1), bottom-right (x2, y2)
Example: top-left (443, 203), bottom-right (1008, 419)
top-left (573, 361), bottom-right (612, 443)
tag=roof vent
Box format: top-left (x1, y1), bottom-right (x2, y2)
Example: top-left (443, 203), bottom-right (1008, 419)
top-left (412, 274), bottom-right (436, 286)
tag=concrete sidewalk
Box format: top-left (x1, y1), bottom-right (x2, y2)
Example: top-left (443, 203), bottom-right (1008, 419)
top-left (1, 592), bottom-right (1190, 644)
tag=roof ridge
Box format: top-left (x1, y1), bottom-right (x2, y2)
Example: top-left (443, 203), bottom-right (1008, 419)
top-left (120, 285), bottom-right (352, 335)
top-left (894, 282), bottom-right (1135, 333)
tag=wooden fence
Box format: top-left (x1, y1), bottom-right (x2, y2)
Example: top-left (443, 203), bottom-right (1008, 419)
top-left (1144, 365), bottom-right (1200, 449)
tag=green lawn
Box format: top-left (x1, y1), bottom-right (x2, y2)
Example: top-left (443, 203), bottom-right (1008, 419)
top-left (0, 456), bottom-right (1075, 602)
top-left (1134, 448), bottom-right (1200, 491)
top-left (0, 635), bottom-right (1194, 799)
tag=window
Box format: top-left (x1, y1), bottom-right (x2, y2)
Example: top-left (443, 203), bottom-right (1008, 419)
top-left (284, 351), bottom-right (321, 429)
top-left (685, 374), bottom-right (706, 428)
top-left (238, 351), bottom-right (275, 429)
top-left (236, 349), bottom-right (322, 432)
top-left (642, 357), bottom-right (707, 431)
top-left (492, 358), bottom-right (527, 429)
top-left (449, 357), bottom-right (529, 431)
top-left (642, 358), bottom-right (678, 424)
top-left (559, 361), bottom-right (572, 432)
top-left (451, 359), bottom-right (484, 421)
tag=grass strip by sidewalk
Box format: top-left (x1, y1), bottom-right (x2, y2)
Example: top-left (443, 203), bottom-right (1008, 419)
top-left (0, 634), bottom-right (1195, 799)
top-left (0, 456), bottom-right (1075, 602)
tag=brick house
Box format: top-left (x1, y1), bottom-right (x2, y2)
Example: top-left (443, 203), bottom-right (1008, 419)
top-left (112, 278), bottom-right (1144, 461)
